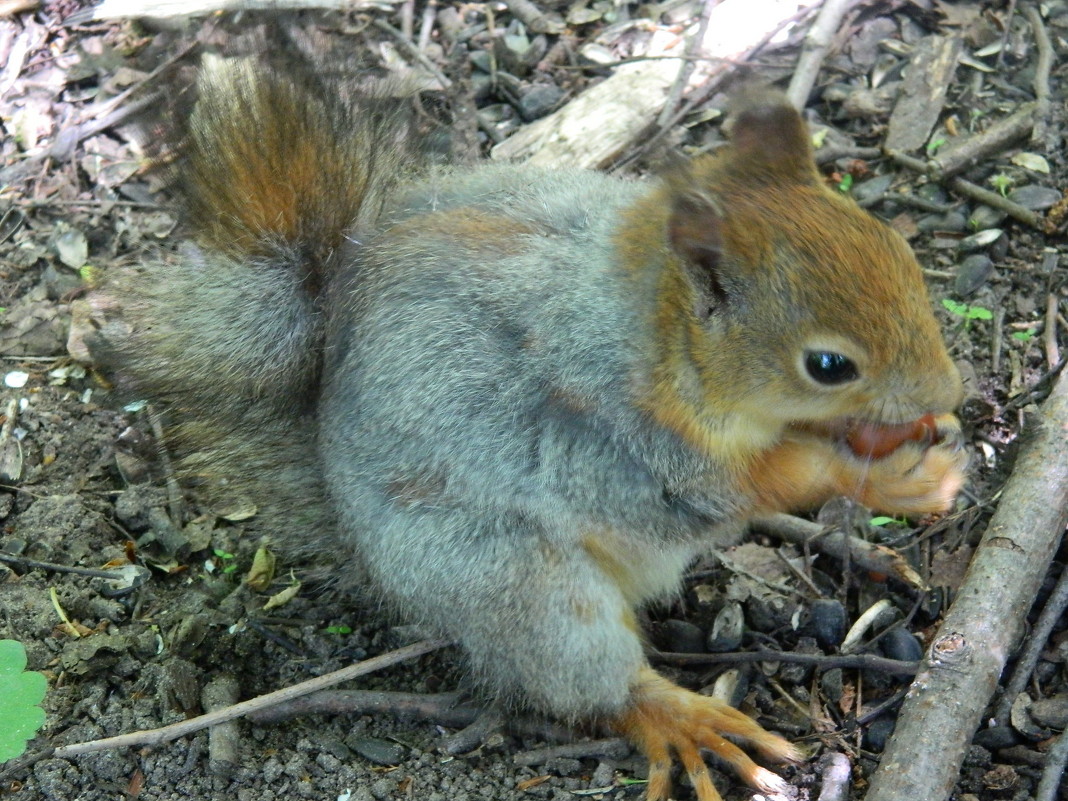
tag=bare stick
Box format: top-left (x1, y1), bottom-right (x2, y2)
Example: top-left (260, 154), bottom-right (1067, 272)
top-left (1021, 4), bottom-right (1052, 144)
top-left (751, 513), bottom-right (928, 592)
top-left (816, 751), bottom-right (852, 801)
top-left (1036, 729), bottom-right (1068, 801)
top-left (50, 639), bottom-right (451, 759)
top-left (502, 0), bottom-right (565, 34)
top-left (864, 368), bottom-right (1068, 801)
top-left (928, 102), bottom-right (1035, 178)
top-left (994, 563), bottom-right (1068, 726)
top-left (653, 649), bottom-right (918, 676)
top-left (656, 0), bottom-right (714, 129)
top-left (786, 0), bottom-right (860, 109)
top-left (1045, 292), bottom-right (1061, 369)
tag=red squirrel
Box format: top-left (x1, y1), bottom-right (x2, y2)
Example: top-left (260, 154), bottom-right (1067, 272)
top-left (92, 56), bottom-right (966, 800)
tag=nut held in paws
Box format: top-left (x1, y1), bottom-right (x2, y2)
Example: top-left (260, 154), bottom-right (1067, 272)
top-left (846, 413), bottom-right (938, 459)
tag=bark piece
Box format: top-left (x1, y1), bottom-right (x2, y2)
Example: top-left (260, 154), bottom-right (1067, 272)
top-left (884, 34), bottom-right (963, 153)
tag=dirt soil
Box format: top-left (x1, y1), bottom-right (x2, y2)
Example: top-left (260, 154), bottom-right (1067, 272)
top-left (1, 2), bottom-right (1067, 800)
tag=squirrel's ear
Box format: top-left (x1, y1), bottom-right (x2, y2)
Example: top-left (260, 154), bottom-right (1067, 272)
top-left (667, 190), bottom-right (728, 320)
top-left (726, 89), bottom-right (816, 182)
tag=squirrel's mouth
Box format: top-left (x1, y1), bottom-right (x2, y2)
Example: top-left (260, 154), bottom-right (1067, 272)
top-left (790, 413), bottom-right (939, 459)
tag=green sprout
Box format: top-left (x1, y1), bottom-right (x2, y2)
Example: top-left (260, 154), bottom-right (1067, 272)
top-left (837, 173), bottom-right (854, 193)
top-left (989, 173), bottom-right (1012, 196)
top-left (927, 137), bottom-right (947, 156)
top-left (1012, 329), bottom-right (1036, 343)
top-left (870, 516), bottom-right (907, 527)
top-left (942, 299), bottom-right (993, 329)
top-left (212, 548), bottom-right (239, 575)
top-left (0, 639), bottom-right (47, 762)
top-left (322, 625), bottom-right (353, 636)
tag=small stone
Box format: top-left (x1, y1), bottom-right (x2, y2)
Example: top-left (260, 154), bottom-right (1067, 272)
top-left (968, 205), bottom-right (1008, 228)
top-left (1007, 185), bottom-right (1062, 210)
top-left (706, 601), bottom-right (744, 652)
top-left (954, 254), bottom-right (995, 296)
top-left (878, 627), bottom-right (923, 663)
top-left (972, 725), bottom-right (1019, 750)
top-left (1028, 693), bottom-right (1068, 729)
top-left (820, 668), bottom-right (844, 704)
top-left (864, 716), bottom-right (895, 752)
top-left (661, 619), bottom-right (705, 654)
top-left (517, 84), bottom-right (564, 122)
top-left (347, 736), bottom-right (406, 766)
top-left (809, 599), bottom-right (847, 649)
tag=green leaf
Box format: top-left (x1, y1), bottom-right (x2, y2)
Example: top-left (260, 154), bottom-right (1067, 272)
top-left (967, 306), bottom-right (993, 321)
top-left (942, 299), bottom-right (968, 316)
top-left (0, 639), bottom-right (47, 762)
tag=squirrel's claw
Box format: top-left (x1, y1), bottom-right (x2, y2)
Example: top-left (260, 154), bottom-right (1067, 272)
top-left (615, 668), bottom-right (800, 801)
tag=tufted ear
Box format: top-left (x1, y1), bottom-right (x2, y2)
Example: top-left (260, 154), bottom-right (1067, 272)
top-left (725, 88), bottom-right (817, 183)
top-left (666, 187), bottom-right (728, 321)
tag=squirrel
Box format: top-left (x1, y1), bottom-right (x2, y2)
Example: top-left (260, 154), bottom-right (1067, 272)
top-left (90, 54), bottom-right (967, 801)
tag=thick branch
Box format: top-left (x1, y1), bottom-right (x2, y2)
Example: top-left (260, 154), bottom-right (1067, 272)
top-left (864, 371), bottom-right (1068, 801)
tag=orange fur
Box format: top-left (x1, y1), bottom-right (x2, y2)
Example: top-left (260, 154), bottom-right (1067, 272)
top-left (614, 667), bottom-right (801, 801)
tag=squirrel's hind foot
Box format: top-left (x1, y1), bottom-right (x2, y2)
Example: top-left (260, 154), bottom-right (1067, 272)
top-left (615, 667), bottom-right (800, 801)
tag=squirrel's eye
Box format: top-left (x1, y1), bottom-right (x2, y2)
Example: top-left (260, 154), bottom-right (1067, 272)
top-left (804, 350), bottom-right (858, 385)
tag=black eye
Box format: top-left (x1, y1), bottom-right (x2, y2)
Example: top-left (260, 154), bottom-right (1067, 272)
top-left (805, 351), bottom-right (858, 385)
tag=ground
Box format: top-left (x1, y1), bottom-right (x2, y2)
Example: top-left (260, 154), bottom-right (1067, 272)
top-left (1, 2), bottom-right (1066, 800)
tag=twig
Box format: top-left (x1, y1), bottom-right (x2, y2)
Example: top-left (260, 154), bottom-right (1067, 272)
top-left (992, 306), bottom-right (1005, 376)
top-left (994, 564), bottom-right (1068, 726)
top-left (652, 649), bottom-right (918, 676)
top-left (614, 7), bottom-right (812, 171)
top-left (1036, 728), bottom-right (1068, 801)
top-left (751, 513), bottom-right (928, 593)
top-left (887, 149), bottom-right (1047, 231)
top-left (927, 102), bottom-right (1036, 178)
top-left (656, 0), bottom-right (714, 129)
top-left (946, 176), bottom-right (1046, 231)
top-left (786, 0), bottom-right (861, 109)
top-left (502, 0), bottom-right (565, 35)
top-left (513, 738), bottom-right (632, 767)
top-left (1021, 4), bottom-right (1052, 145)
top-left (865, 366), bottom-right (1068, 801)
top-left (1045, 292), bottom-right (1061, 369)
top-left (371, 19), bottom-right (451, 89)
top-left (417, 0), bottom-right (437, 52)
top-left (0, 552), bottom-right (121, 579)
top-left (816, 751), bottom-right (852, 801)
top-left (247, 689), bottom-right (474, 726)
top-left (49, 639), bottom-right (451, 759)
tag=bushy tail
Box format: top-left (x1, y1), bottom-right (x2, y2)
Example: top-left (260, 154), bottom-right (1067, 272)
top-left (90, 54), bottom-right (421, 540)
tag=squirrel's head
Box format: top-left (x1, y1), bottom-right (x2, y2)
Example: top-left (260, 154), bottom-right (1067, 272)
top-left (653, 90), bottom-right (961, 445)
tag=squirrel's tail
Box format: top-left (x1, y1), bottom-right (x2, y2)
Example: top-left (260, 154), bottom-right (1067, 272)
top-left (90, 55), bottom-right (421, 543)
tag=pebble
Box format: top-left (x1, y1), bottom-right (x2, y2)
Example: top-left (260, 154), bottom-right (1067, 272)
top-left (954, 254), bottom-right (995, 296)
top-left (968, 205), bottom-right (1008, 228)
top-left (810, 599), bottom-right (847, 649)
top-left (517, 84), bottom-right (565, 121)
top-left (662, 619), bottom-right (706, 654)
top-left (864, 716), bottom-right (895, 751)
top-left (1007, 185), bottom-right (1062, 210)
top-left (1028, 693), bottom-right (1068, 728)
top-left (706, 601), bottom-right (745, 652)
top-left (347, 736), bottom-right (406, 766)
top-left (972, 725), bottom-right (1019, 750)
top-left (879, 627), bottom-right (923, 663)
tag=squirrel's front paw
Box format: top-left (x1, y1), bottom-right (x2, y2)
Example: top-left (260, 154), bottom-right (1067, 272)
top-left (613, 668), bottom-right (800, 801)
top-left (857, 413), bottom-right (967, 515)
